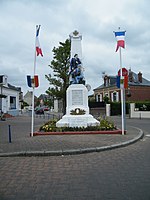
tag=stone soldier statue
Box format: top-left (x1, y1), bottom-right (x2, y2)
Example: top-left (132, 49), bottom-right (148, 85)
top-left (69, 54), bottom-right (85, 84)
top-left (70, 54), bottom-right (81, 71)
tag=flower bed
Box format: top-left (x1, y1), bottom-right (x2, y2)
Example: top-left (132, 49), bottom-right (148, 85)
top-left (33, 117), bottom-right (125, 136)
top-left (39, 118), bottom-right (116, 132)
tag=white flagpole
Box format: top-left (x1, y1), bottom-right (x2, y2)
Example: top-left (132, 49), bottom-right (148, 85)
top-left (119, 47), bottom-right (125, 135)
top-left (31, 25), bottom-right (38, 137)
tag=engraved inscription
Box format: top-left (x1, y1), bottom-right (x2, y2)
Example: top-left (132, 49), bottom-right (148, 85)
top-left (72, 90), bottom-right (83, 105)
top-left (69, 118), bottom-right (87, 127)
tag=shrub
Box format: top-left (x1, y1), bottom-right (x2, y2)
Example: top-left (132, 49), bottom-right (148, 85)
top-left (135, 102), bottom-right (150, 111)
top-left (99, 117), bottom-right (116, 130)
top-left (39, 119), bottom-right (58, 132)
top-left (110, 102), bottom-right (130, 115)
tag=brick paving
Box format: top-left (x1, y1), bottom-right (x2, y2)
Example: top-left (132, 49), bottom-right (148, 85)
top-left (0, 115), bottom-right (143, 155)
top-left (0, 115), bottom-right (149, 200)
top-left (0, 136), bottom-right (150, 200)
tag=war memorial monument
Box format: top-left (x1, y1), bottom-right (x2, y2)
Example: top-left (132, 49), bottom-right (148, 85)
top-left (56, 30), bottom-right (100, 128)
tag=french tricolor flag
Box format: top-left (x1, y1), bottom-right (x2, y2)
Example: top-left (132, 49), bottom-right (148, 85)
top-left (114, 30), bottom-right (126, 52)
top-left (36, 25), bottom-right (43, 57)
top-left (27, 75), bottom-right (39, 88)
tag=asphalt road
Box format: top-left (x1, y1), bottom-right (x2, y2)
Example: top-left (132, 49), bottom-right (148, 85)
top-left (0, 117), bottom-right (150, 200)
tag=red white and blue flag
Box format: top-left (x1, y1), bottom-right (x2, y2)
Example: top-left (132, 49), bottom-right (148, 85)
top-left (114, 30), bottom-right (126, 52)
top-left (27, 75), bottom-right (39, 88)
top-left (36, 25), bottom-right (43, 57)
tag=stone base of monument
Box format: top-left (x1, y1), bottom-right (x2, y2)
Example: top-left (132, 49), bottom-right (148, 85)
top-left (56, 114), bottom-right (99, 128)
top-left (56, 84), bottom-right (100, 128)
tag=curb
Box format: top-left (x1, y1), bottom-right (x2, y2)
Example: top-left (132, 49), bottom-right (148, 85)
top-left (33, 129), bottom-right (124, 136)
top-left (0, 127), bottom-right (144, 157)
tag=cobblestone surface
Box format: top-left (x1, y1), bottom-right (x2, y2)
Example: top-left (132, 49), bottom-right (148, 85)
top-left (0, 115), bottom-right (149, 199)
top-left (0, 115), bottom-right (142, 154)
top-left (0, 136), bottom-right (150, 200)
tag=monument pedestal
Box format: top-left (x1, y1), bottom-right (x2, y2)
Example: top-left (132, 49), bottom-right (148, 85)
top-left (56, 84), bottom-right (100, 128)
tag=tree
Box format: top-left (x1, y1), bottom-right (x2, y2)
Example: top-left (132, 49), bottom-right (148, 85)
top-left (103, 95), bottom-right (110, 104)
top-left (21, 101), bottom-right (29, 109)
top-left (45, 39), bottom-right (71, 114)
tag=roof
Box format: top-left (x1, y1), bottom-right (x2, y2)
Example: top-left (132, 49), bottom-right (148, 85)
top-left (3, 83), bottom-right (21, 92)
top-left (8, 83), bottom-right (21, 92)
top-left (128, 71), bottom-right (150, 86)
top-left (93, 71), bottom-right (150, 91)
top-left (0, 75), bottom-right (22, 92)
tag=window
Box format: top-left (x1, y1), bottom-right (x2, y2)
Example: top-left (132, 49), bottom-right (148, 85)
top-left (96, 94), bottom-right (103, 102)
top-left (100, 94), bottom-right (103, 102)
top-left (96, 94), bottom-right (100, 102)
top-left (97, 95), bottom-right (100, 102)
top-left (10, 96), bottom-right (16, 109)
top-left (112, 92), bottom-right (119, 102)
top-left (113, 92), bottom-right (117, 101)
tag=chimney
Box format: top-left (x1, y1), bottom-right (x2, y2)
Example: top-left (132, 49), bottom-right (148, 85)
top-left (138, 71), bottom-right (142, 83)
top-left (0, 75), bottom-right (8, 85)
top-left (104, 75), bottom-right (107, 86)
top-left (104, 75), bottom-right (109, 87)
top-left (129, 69), bottom-right (133, 82)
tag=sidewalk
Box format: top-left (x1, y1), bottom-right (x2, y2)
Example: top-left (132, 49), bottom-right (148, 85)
top-left (0, 115), bottom-right (143, 157)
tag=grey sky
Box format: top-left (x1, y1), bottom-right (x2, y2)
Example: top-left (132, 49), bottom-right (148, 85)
top-left (0, 0), bottom-right (150, 97)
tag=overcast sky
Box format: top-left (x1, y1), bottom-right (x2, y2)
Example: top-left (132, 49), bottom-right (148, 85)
top-left (0, 0), bottom-right (150, 97)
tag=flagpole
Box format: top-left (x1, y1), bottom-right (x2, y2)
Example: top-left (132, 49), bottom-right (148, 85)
top-left (119, 47), bottom-right (125, 135)
top-left (31, 25), bottom-right (38, 137)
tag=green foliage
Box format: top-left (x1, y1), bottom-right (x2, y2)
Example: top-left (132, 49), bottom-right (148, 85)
top-left (35, 99), bottom-right (40, 107)
top-left (103, 95), bottom-right (110, 104)
top-left (39, 119), bottom-right (58, 132)
top-left (110, 102), bottom-right (130, 115)
top-left (110, 102), bottom-right (121, 115)
top-left (110, 101), bottom-right (150, 115)
top-left (21, 101), bottom-right (29, 109)
top-left (44, 98), bottom-right (54, 108)
top-left (70, 108), bottom-right (86, 115)
top-left (45, 39), bottom-right (71, 114)
top-left (99, 117), bottom-right (116, 130)
top-left (0, 94), bottom-right (7, 98)
top-left (135, 102), bottom-right (150, 111)
top-left (39, 117), bottom-right (116, 132)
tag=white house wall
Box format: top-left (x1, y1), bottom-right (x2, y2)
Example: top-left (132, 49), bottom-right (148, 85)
top-left (1, 87), bottom-right (20, 116)
top-left (130, 103), bottom-right (150, 118)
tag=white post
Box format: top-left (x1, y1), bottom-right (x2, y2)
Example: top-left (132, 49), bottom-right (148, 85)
top-left (106, 104), bottom-right (110, 117)
top-left (31, 26), bottom-right (38, 137)
top-left (123, 88), bottom-right (126, 131)
top-left (31, 87), bottom-right (35, 137)
top-left (119, 47), bottom-right (125, 135)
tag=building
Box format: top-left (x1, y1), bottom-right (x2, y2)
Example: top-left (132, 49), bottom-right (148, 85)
top-left (93, 69), bottom-right (150, 102)
top-left (24, 91), bottom-right (33, 106)
top-left (0, 75), bottom-right (22, 116)
top-left (23, 91), bottom-right (38, 107)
